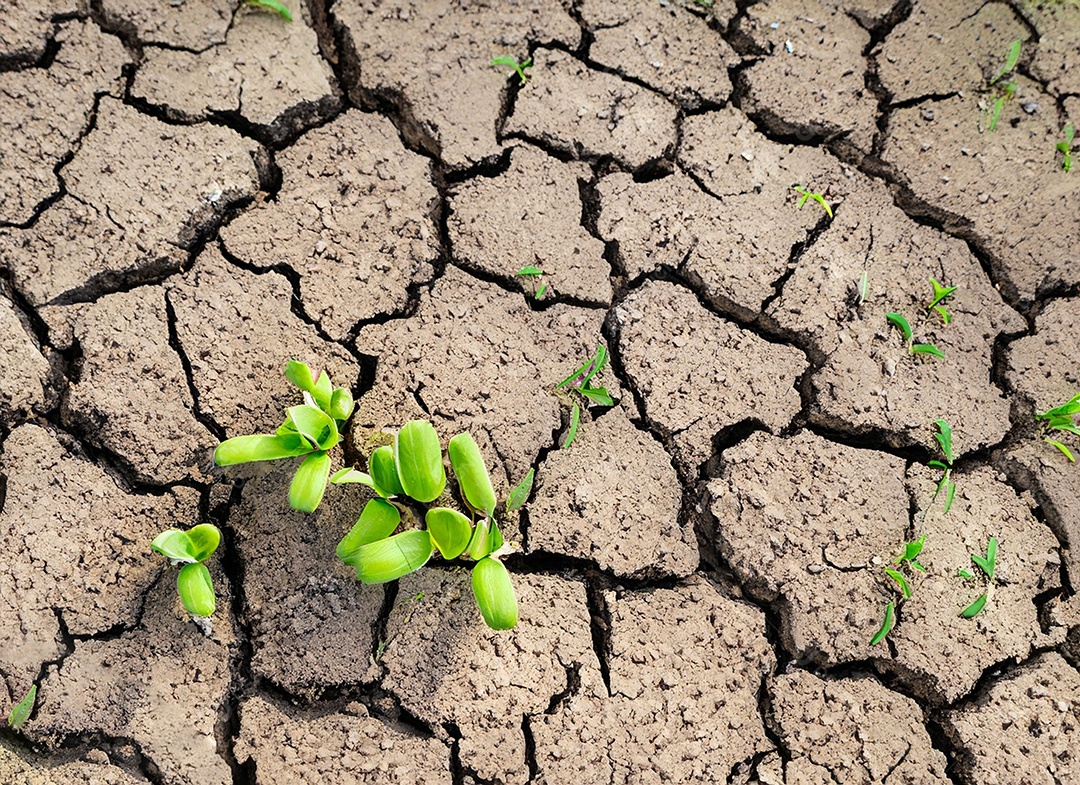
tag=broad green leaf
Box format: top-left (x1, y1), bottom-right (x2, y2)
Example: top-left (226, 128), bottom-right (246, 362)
top-left (1046, 438), bottom-right (1076, 462)
top-left (927, 278), bottom-right (957, 310)
top-left (884, 567), bottom-right (912, 599)
top-left (337, 499), bottom-right (401, 560)
top-left (288, 405), bottom-right (339, 452)
top-left (312, 371), bottom-right (333, 413)
top-left (960, 593), bottom-right (988, 618)
top-left (215, 433), bottom-right (313, 465)
top-left (911, 344), bottom-right (945, 358)
top-left (898, 536), bottom-right (926, 563)
top-left (506, 468), bottom-right (534, 513)
top-left (370, 445), bottom-right (405, 497)
top-left (490, 519), bottom-right (504, 553)
top-left (580, 386), bottom-right (615, 407)
top-left (330, 467), bottom-right (379, 490)
top-left (345, 530), bottom-right (433, 584)
top-left (518, 266), bottom-right (544, 277)
top-left (289, 451), bottom-right (332, 513)
top-left (990, 39), bottom-right (1022, 84)
top-left (395, 421), bottom-right (446, 503)
top-left (152, 529), bottom-right (197, 563)
top-left (933, 305), bottom-right (952, 324)
top-left (472, 558), bottom-right (518, 630)
top-left (185, 524), bottom-right (221, 563)
top-left (934, 419), bottom-right (954, 465)
top-left (886, 313), bottom-right (912, 343)
top-left (562, 403), bottom-right (580, 449)
top-left (1038, 393), bottom-right (1080, 419)
top-left (870, 601), bottom-right (895, 646)
top-left (448, 433), bottom-right (497, 517)
top-left (468, 519), bottom-right (495, 560)
top-left (177, 562), bottom-right (216, 617)
top-left (285, 360), bottom-right (315, 393)
top-left (330, 388), bottom-right (355, 421)
top-left (246, 0), bottom-right (292, 21)
top-left (7, 684), bottom-right (36, 731)
top-left (426, 507), bottom-right (474, 560)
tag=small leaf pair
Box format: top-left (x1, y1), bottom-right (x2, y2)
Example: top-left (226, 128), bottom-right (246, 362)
top-left (886, 313), bottom-right (944, 358)
top-left (152, 524), bottom-right (222, 618)
top-left (1058, 125), bottom-right (1075, 173)
top-left (792, 185), bottom-right (833, 219)
top-left (960, 536), bottom-right (998, 618)
top-left (557, 345), bottom-right (616, 449)
top-left (926, 278), bottom-right (957, 325)
top-left (215, 361), bottom-right (355, 513)
top-left (1036, 393), bottom-right (1080, 462)
top-left (492, 54), bottom-right (532, 86)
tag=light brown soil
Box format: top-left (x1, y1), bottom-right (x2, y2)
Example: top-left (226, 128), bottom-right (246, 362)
top-left (3, 2), bottom-right (1080, 783)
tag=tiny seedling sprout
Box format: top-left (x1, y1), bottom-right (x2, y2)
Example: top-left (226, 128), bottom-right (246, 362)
top-left (984, 39), bottom-right (1022, 133)
top-left (7, 684), bottom-right (36, 731)
top-left (1035, 393), bottom-right (1080, 462)
top-left (886, 312), bottom-right (944, 358)
top-left (554, 345), bottom-right (616, 449)
top-left (960, 536), bottom-right (997, 618)
top-left (152, 523), bottom-right (223, 619)
top-left (1058, 125), bottom-right (1075, 173)
top-left (792, 185), bottom-right (833, 218)
top-left (245, 0), bottom-right (292, 21)
top-left (492, 54), bottom-right (532, 86)
top-left (857, 270), bottom-right (869, 305)
top-left (928, 419), bottom-right (957, 514)
top-left (926, 278), bottom-right (957, 325)
top-left (214, 361), bottom-right (355, 513)
top-left (871, 535), bottom-right (927, 645)
top-left (870, 601), bottom-right (896, 646)
top-left (518, 266), bottom-right (549, 300)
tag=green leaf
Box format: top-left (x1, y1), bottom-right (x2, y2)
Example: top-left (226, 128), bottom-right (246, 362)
top-left (426, 507), bottom-right (474, 560)
top-left (287, 405), bottom-right (339, 452)
top-left (960, 593), bottom-right (988, 618)
top-left (177, 562), bottom-right (216, 617)
top-left (344, 530), bottom-right (434, 584)
top-left (1046, 438), bottom-right (1076, 462)
top-left (370, 445), bottom-right (405, 497)
top-left (911, 344), bottom-right (945, 358)
top-left (886, 313), bottom-right (912, 343)
top-left (152, 529), bottom-right (198, 563)
top-left (472, 558), bottom-right (519, 630)
top-left (985, 536), bottom-right (997, 576)
top-left (289, 451), bottom-right (331, 513)
top-left (330, 467), bottom-right (379, 489)
top-left (858, 270), bottom-right (869, 304)
top-left (934, 419), bottom-right (954, 465)
top-left (214, 433), bottom-right (313, 465)
top-left (1037, 394), bottom-right (1080, 419)
top-left (246, 0), bottom-right (292, 21)
top-left (448, 433), bottom-right (498, 518)
top-left (958, 568), bottom-right (975, 580)
top-left (518, 266), bottom-right (544, 277)
top-left (944, 479), bottom-right (956, 514)
top-left (285, 360), bottom-right (315, 393)
top-left (7, 684), bottom-right (36, 731)
top-left (810, 192), bottom-right (833, 218)
top-left (910, 559), bottom-right (926, 573)
top-left (337, 498), bottom-right (401, 560)
top-left (884, 567), bottom-right (912, 599)
top-left (933, 305), bottom-right (952, 324)
top-left (928, 460), bottom-right (948, 470)
top-left (897, 535), bottom-right (926, 565)
top-left (990, 39), bottom-right (1022, 85)
top-left (562, 403), bottom-right (580, 450)
top-left (395, 421), bottom-right (447, 503)
top-left (506, 468), bottom-right (534, 513)
top-left (987, 96), bottom-right (1005, 132)
top-left (535, 284), bottom-right (548, 300)
top-left (870, 601), bottom-right (895, 646)
top-left (580, 386), bottom-right (615, 406)
top-left (185, 524), bottom-right (221, 563)
top-left (330, 388), bottom-right (355, 421)
top-left (557, 345), bottom-right (607, 390)
top-left (927, 278), bottom-right (957, 310)
top-left (467, 518), bottom-right (496, 560)
top-left (312, 371), bottom-right (333, 413)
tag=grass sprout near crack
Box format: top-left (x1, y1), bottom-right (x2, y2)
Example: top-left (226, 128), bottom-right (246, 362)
top-left (872, 536), bottom-right (927, 646)
top-left (1036, 392), bottom-right (1080, 462)
top-left (959, 536), bottom-right (997, 618)
top-left (982, 39), bottom-right (1021, 133)
top-left (792, 185), bottom-right (833, 218)
top-left (554, 344), bottom-right (616, 450)
top-left (492, 54), bottom-right (532, 86)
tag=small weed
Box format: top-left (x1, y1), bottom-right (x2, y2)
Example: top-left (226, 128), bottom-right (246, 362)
top-left (926, 278), bottom-right (957, 325)
top-left (858, 270), bottom-right (869, 305)
top-left (895, 534), bottom-right (928, 573)
top-left (152, 524), bottom-right (222, 619)
top-left (1036, 393), bottom-right (1080, 462)
top-left (792, 185), bottom-right (833, 218)
top-left (245, 0), bottom-right (292, 21)
top-left (928, 419), bottom-right (957, 514)
top-left (7, 684), bottom-right (36, 731)
top-left (215, 361), bottom-right (355, 513)
top-left (492, 54), bottom-right (532, 86)
top-left (1058, 125), bottom-right (1075, 172)
top-left (872, 535), bottom-right (927, 645)
top-left (983, 39), bottom-right (1021, 132)
top-left (959, 536), bottom-right (997, 618)
top-left (886, 312), bottom-right (944, 358)
top-left (518, 266), bottom-right (550, 300)
top-left (870, 601), bottom-right (895, 646)
top-left (554, 345), bottom-right (615, 448)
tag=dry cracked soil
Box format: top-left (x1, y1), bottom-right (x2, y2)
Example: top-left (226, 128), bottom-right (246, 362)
top-left (1, 1), bottom-right (1079, 784)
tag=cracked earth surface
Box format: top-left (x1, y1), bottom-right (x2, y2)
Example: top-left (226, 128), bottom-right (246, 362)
top-left (1, 1), bottom-right (1079, 783)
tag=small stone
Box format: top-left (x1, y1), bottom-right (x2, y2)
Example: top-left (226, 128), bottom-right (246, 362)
top-left (920, 108), bottom-right (935, 121)
top-left (807, 564), bottom-right (825, 574)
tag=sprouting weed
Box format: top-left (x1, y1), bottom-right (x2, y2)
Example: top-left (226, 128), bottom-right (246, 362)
top-left (245, 0), bottom-right (292, 21)
top-left (554, 345), bottom-right (615, 449)
top-left (871, 535), bottom-right (927, 645)
top-left (1035, 393), bottom-right (1080, 462)
top-left (518, 266), bottom-right (550, 300)
top-left (983, 39), bottom-right (1021, 133)
top-left (928, 419), bottom-right (957, 514)
top-left (960, 536), bottom-right (997, 618)
top-left (492, 54), bottom-right (532, 86)
top-left (7, 684), bottom-right (36, 731)
top-left (792, 185), bottom-right (833, 218)
top-left (926, 278), bottom-right (958, 325)
top-left (886, 312), bottom-right (945, 358)
top-left (870, 601), bottom-right (895, 646)
top-left (858, 270), bottom-right (870, 305)
top-left (1058, 125), bottom-right (1075, 172)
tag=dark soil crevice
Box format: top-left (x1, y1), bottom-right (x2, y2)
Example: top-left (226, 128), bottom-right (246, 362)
top-left (371, 581), bottom-right (400, 668)
top-left (87, 0), bottom-right (230, 57)
top-left (584, 580), bottom-right (613, 697)
top-left (521, 713), bottom-right (540, 783)
top-left (163, 288), bottom-right (226, 442)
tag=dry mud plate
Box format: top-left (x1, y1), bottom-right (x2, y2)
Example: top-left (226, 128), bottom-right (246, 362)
top-left (2, 1), bottom-right (1080, 784)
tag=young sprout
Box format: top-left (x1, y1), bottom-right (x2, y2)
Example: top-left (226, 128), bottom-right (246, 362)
top-left (215, 361), bottom-right (356, 513)
top-left (984, 39), bottom-right (1021, 133)
top-left (245, 0), bottom-right (292, 21)
top-left (895, 535), bottom-right (927, 572)
top-left (870, 601), bottom-right (895, 646)
top-left (554, 345), bottom-right (615, 449)
top-left (518, 266), bottom-right (549, 300)
top-left (928, 419), bottom-right (957, 514)
top-left (989, 39), bottom-right (1022, 85)
top-left (872, 535), bottom-right (926, 645)
top-left (792, 185), bottom-right (833, 218)
top-left (492, 54), bottom-right (532, 86)
top-left (926, 278), bottom-right (958, 325)
top-left (563, 403), bottom-right (581, 449)
top-left (858, 270), bottom-right (869, 305)
top-left (886, 312), bottom-right (945, 358)
top-left (506, 468), bottom-right (534, 512)
top-left (152, 524), bottom-right (223, 619)
top-left (1035, 393), bottom-right (1080, 462)
top-left (960, 536), bottom-right (997, 618)
top-left (7, 684), bottom-right (36, 731)
top-left (1058, 125), bottom-right (1075, 173)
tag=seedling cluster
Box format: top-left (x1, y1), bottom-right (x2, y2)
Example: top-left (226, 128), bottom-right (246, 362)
top-left (871, 535), bottom-right (927, 645)
top-left (1036, 393), bottom-right (1080, 462)
top-left (886, 277), bottom-right (958, 359)
top-left (958, 537), bottom-right (997, 618)
top-left (983, 39), bottom-right (1021, 133)
top-left (555, 345), bottom-right (615, 449)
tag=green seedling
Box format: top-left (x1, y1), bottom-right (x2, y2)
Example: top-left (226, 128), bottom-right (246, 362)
top-left (215, 361), bottom-right (355, 513)
top-left (886, 312), bottom-right (945, 358)
top-left (7, 684), bottom-right (36, 731)
top-left (872, 535), bottom-right (927, 644)
top-left (928, 419), bottom-right (957, 514)
top-left (895, 535), bottom-right (927, 573)
top-left (960, 536), bottom-right (997, 618)
top-left (518, 266), bottom-right (550, 300)
top-left (792, 185), bottom-right (833, 219)
top-left (563, 403), bottom-right (581, 449)
top-left (245, 0), bottom-right (292, 21)
top-left (152, 524), bottom-right (222, 618)
top-left (983, 40), bottom-right (1021, 133)
top-left (1058, 125), bottom-right (1075, 172)
top-left (334, 419), bottom-right (520, 630)
top-left (926, 278), bottom-right (958, 325)
top-left (554, 345), bottom-right (615, 448)
top-left (492, 54), bottom-right (532, 86)
top-left (990, 39), bottom-right (1022, 85)
top-left (858, 270), bottom-right (869, 305)
top-left (1036, 393), bottom-right (1080, 462)
top-left (870, 601), bottom-right (895, 646)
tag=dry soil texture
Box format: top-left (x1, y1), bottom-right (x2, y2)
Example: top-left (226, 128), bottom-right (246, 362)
top-left (2, 1), bottom-right (1079, 784)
